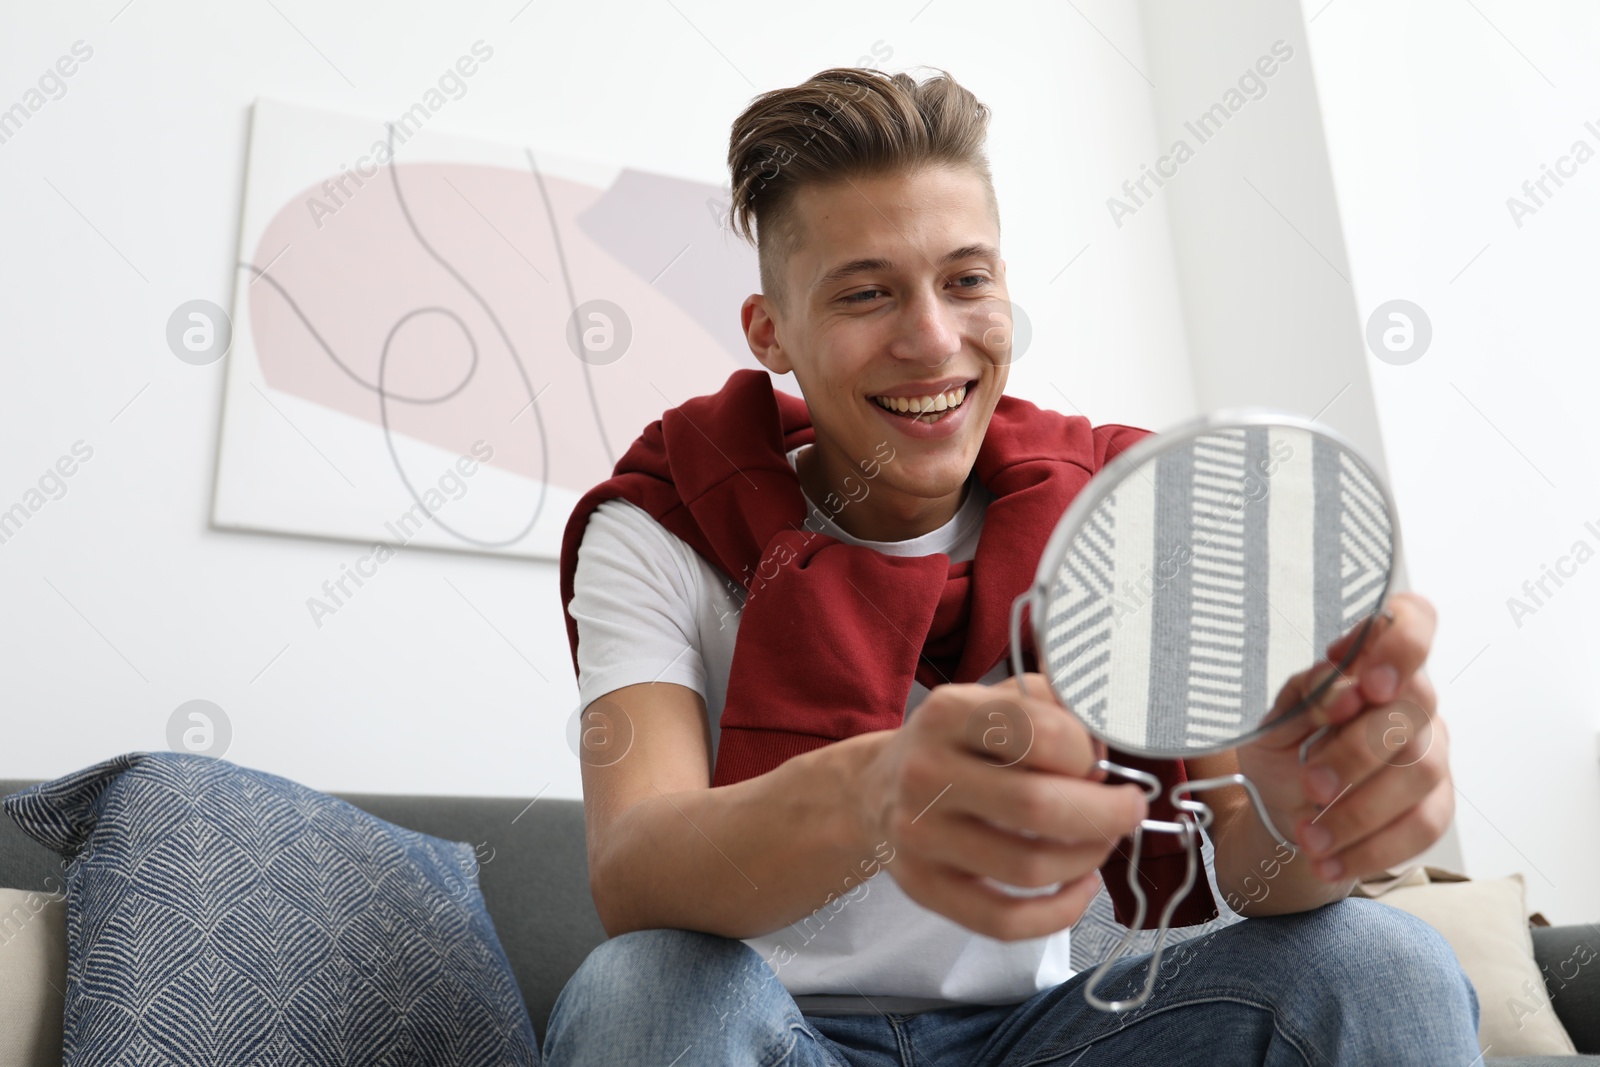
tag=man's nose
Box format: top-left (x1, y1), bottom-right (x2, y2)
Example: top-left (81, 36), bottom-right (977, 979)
top-left (890, 289), bottom-right (962, 368)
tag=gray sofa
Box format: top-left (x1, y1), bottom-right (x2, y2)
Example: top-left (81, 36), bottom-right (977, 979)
top-left (3, 780), bottom-right (1596, 1064)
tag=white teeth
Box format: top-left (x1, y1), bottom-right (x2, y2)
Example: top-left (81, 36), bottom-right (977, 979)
top-left (874, 384), bottom-right (969, 415)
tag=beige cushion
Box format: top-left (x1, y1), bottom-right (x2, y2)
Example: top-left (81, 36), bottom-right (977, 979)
top-left (0, 887), bottom-right (66, 1067)
top-left (1356, 868), bottom-right (1576, 1058)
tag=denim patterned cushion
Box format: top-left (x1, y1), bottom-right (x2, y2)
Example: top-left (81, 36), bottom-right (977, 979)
top-left (2, 752), bottom-right (540, 1066)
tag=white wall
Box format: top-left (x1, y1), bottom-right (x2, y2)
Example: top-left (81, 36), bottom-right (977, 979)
top-left (0, 2), bottom-right (1198, 800)
top-left (1138, 0), bottom-right (1385, 466)
top-left (1297, 0), bottom-right (1600, 923)
top-left (1135, 0), bottom-right (1461, 872)
top-left (11, 0), bottom-right (1572, 923)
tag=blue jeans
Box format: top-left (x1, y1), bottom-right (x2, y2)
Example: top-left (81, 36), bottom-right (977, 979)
top-left (541, 896), bottom-right (1480, 1066)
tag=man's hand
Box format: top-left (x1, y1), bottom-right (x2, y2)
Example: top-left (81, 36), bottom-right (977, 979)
top-left (1235, 591), bottom-right (1453, 885)
top-left (856, 673), bottom-right (1149, 942)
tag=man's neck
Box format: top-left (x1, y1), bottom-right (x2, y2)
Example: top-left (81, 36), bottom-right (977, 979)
top-left (795, 444), bottom-right (971, 542)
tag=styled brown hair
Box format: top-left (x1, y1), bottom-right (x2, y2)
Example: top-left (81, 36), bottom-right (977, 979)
top-left (726, 66), bottom-right (998, 314)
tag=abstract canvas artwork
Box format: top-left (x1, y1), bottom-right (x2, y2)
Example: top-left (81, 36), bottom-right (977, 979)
top-left (213, 96), bottom-right (773, 558)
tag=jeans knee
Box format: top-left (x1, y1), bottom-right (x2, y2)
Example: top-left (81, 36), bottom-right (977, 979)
top-left (546, 928), bottom-right (801, 1061)
top-left (562, 928), bottom-right (775, 1005)
top-left (1282, 897), bottom-right (1477, 1019)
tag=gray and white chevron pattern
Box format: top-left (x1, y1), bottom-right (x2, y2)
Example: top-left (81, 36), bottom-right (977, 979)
top-left (3, 752), bottom-right (539, 1067)
top-left (1041, 426), bottom-right (1394, 754)
top-left (1339, 447), bottom-right (1392, 631)
top-left (1044, 495), bottom-right (1117, 733)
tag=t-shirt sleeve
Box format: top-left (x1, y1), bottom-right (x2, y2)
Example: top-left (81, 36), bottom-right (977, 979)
top-left (568, 498), bottom-right (710, 712)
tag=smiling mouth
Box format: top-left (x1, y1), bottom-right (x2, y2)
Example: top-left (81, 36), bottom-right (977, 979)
top-left (870, 380), bottom-right (975, 424)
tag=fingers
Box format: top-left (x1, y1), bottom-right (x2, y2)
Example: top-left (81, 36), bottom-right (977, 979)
top-left (1297, 775), bottom-right (1455, 882)
top-left (899, 809), bottom-right (1119, 889)
top-left (933, 675), bottom-right (1105, 780)
top-left (1328, 592), bottom-right (1437, 705)
top-left (1251, 593), bottom-right (1437, 754)
top-left (1324, 609), bottom-right (1377, 665)
top-left (891, 857), bottom-right (1106, 942)
top-left (883, 674), bottom-right (1148, 940)
top-left (955, 771), bottom-right (1149, 847)
top-left (1293, 688), bottom-right (1448, 878)
top-left (1250, 661), bottom-right (1363, 752)
top-left (1298, 685), bottom-right (1440, 805)
top-left (893, 717), bottom-right (1148, 845)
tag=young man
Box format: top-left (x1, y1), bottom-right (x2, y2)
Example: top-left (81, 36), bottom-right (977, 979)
top-left (548, 67), bottom-right (1478, 1065)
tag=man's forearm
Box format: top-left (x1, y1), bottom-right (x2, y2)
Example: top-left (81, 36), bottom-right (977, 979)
top-left (1211, 794), bottom-right (1355, 917)
top-left (588, 731), bottom-right (895, 940)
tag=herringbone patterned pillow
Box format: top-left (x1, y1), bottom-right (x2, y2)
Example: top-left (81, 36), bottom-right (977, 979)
top-left (3, 752), bottom-right (540, 1066)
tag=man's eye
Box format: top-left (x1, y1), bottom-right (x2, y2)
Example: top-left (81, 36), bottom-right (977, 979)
top-left (843, 289), bottom-right (885, 304)
top-left (953, 274), bottom-right (989, 290)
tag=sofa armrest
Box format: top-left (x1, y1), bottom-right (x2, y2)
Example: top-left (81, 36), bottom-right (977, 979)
top-left (1530, 923), bottom-right (1600, 1053)
top-left (0, 782), bottom-right (64, 892)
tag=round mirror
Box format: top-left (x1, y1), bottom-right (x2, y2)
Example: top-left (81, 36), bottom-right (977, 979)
top-left (1029, 412), bottom-right (1398, 758)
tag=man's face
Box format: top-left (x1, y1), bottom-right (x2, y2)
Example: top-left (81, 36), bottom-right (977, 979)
top-left (742, 165), bottom-right (1013, 508)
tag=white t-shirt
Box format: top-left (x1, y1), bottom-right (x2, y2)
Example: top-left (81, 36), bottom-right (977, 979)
top-left (567, 445), bottom-right (1075, 1014)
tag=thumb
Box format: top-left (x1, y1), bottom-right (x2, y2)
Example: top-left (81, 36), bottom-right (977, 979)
top-left (1054, 867), bottom-right (1107, 928)
top-left (1251, 660), bottom-right (1359, 752)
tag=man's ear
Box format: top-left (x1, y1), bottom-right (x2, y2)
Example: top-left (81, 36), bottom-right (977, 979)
top-left (742, 293), bottom-right (794, 375)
